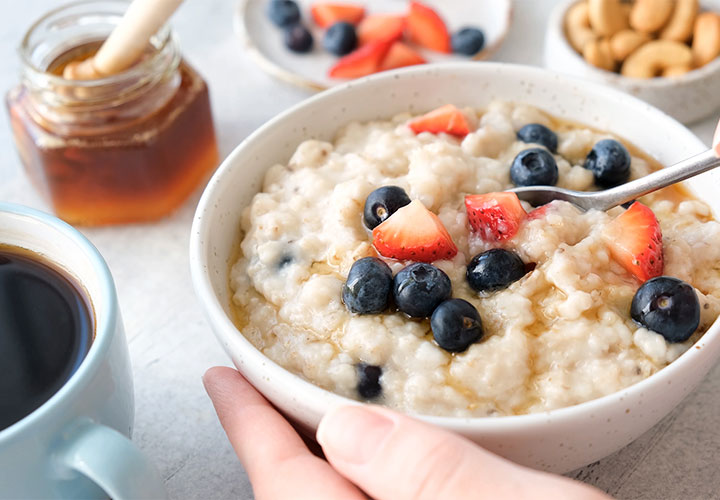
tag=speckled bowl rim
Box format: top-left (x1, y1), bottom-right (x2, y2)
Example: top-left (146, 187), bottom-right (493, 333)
top-left (549, 0), bottom-right (720, 88)
top-left (234, 0), bottom-right (514, 92)
top-left (190, 62), bottom-right (719, 432)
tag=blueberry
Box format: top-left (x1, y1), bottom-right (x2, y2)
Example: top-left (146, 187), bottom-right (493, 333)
top-left (584, 139), bottom-right (631, 188)
top-left (451, 27), bottom-right (485, 56)
top-left (516, 123), bottom-right (558, 153)
top-left (363, 186), bottom-right (411, 230)
top-left (466, 249), bottom-right (527, 292)
top-left (631, 276), bottom-right (700, 343)
top-left (431, 299), bottom-right (484, 352)
top-left (323, 22), bottom-right (358, 56)
top-left (284, 24), bottom-right (314, 53)
top-left (393, 263), bottom-right (451, 318)
top-left (267, 0), bottom-right (300, 27)
top-left (510, 148), bottom-right (559, 186)
top-left (342, 257), bottom-right (393, 314)
top-left (356, 363), bottom-right (382, 399)
top-left (277, 254), bottom-right (293, 269)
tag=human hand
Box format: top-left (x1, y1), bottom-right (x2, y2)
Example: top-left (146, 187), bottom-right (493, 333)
top-left (203, 366), bottom-right (611, 500)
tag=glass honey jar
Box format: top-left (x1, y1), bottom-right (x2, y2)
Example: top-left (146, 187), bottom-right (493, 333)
top-left (6, 1), bottom-right (219, 226)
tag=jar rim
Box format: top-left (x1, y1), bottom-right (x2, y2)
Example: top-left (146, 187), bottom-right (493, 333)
top-left (19, 0), bottom-right (174, 88)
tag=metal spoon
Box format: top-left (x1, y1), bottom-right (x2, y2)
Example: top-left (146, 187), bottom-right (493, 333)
top-left (509, 137), bottom-right (720, 212)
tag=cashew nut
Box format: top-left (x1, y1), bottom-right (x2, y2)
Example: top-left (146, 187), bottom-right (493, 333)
top-left (660, 0), bottom-right (699, 42)
top-left (692, 12), bottom-right (720, 67)
top-left (609, 29), bottom-right (651, 61)
top-left (621, 40), bottom-right (692, 78)
top-left (565, 1), bottom-right (598, 52)
top-left (662, 64), bottom-right (693, 77)
top-left (621, 40), bottom-right (693, 78)
top-left (621, 3), bottom-right (632, 20)
top-left (588, 0), bottom-right (629, 37)
top-left (584, 38), bottom-right (616, 71)
top-left (630, 0), bottom-right (675, 33)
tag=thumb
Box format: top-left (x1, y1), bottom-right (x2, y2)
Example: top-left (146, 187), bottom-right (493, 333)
top-left (317, 405), bottom-right (610, 500)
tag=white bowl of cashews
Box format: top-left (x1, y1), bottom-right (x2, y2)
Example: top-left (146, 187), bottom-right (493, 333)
top-left (545, 0), bottom-right (720, 123)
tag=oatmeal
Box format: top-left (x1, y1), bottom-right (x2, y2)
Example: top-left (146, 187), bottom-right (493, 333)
top-left (229, 101), bottom-right (720, 417)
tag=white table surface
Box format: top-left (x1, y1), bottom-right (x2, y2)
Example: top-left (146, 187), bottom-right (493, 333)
top-left (2, 1), bottom-right (720, 498)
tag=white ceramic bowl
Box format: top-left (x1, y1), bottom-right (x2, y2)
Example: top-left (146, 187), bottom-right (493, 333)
top-left (544, 0), bottom-right (720, 124)
top-left (190, 62), bottom-right (720, 473)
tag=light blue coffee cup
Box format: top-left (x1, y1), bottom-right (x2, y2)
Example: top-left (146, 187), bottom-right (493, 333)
top-left (0, 203), bottom-right (166, 499)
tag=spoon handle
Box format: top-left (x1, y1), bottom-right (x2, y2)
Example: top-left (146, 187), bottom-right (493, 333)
top-left (511, 121), bottom-right (720, 212)
top-left (595, 146), bottom-right (720, 211)
top-left (592, 119), bottom-right (720, 210)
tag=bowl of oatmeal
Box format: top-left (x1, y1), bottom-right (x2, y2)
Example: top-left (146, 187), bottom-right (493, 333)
top-left (190, 62), bottom-right (720, 473)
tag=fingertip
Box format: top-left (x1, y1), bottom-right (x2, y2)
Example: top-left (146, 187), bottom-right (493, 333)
top-left (202, 366), bottom-right (218, 385)
top-left (317, 403), bottom-right (377, 446)
top-left (204, 365), bottom-right (237, 379)
top-left (202, 366), bottom-right (232, 392)
top-left (316, 403), bottom-right (349, 446)
top-left (318, 404), bottom-right (396, 466)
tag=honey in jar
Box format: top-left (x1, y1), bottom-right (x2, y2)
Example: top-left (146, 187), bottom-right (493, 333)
top-left (6, 1), bottom-right (219, 226)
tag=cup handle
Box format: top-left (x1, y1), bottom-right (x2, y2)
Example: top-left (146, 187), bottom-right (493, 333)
top-left (56, 419), bottom-right (167, 500)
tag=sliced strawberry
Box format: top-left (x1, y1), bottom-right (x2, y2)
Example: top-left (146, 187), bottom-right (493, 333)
top-left (406, 1), bottom-right (451, 53)
top-left (372, 200), bottom-right (457, 262)
top-left (311, 3), bottom-right (365, 28)
top-left (603, 202), bottom-right (663, 282)
top-left (328, 40), bottom-right (392, 79)
top-left (357, 14), bottom-right (406, 45)
top-left (380, 42), bottom-right (427, 71)
top-left (527, 204), bottom-right (551, 220)
top-left (408, 104), bottom-right (472, 138)
top-left (465, 192), bottom-right (527, 242)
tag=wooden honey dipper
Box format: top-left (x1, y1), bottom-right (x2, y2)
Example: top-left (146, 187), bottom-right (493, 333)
top-left (64, 0), bottom-right (184, 80)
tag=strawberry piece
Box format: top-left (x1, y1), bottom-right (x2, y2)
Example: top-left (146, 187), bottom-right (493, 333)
top-left (603, 202), bottom-right (663, 282)
top-left (527, 204), bottom-right (551, 220)
top-left (372, 200), bottom-right (457, 262)
top-left (328, 40), bottom-right (392, 78)
top-left (311, 3), bottom-right (365, 28)
top-left (465, 192), bottom-right (527, 242)
top-left (408, 104), bottom-right (472, 137)
top-left (380, 42), bottom-right (427, 71)
top-left (328, 41), bottom-right (392, 78)
top-left (357, 14), bottom-right (406, 45)
top-left (406, 2), bottom-right (451, 53)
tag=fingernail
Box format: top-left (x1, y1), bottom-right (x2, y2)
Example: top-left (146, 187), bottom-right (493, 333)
top-left (317, 405), bottom-right (394, 465)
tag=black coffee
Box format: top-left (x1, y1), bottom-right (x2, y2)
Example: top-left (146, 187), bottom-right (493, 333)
top-left (0, 245), bottom-right (93, 431)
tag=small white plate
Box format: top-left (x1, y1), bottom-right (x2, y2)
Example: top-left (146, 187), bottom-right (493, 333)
top-left (235, 0), bottom-right (513, 91)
